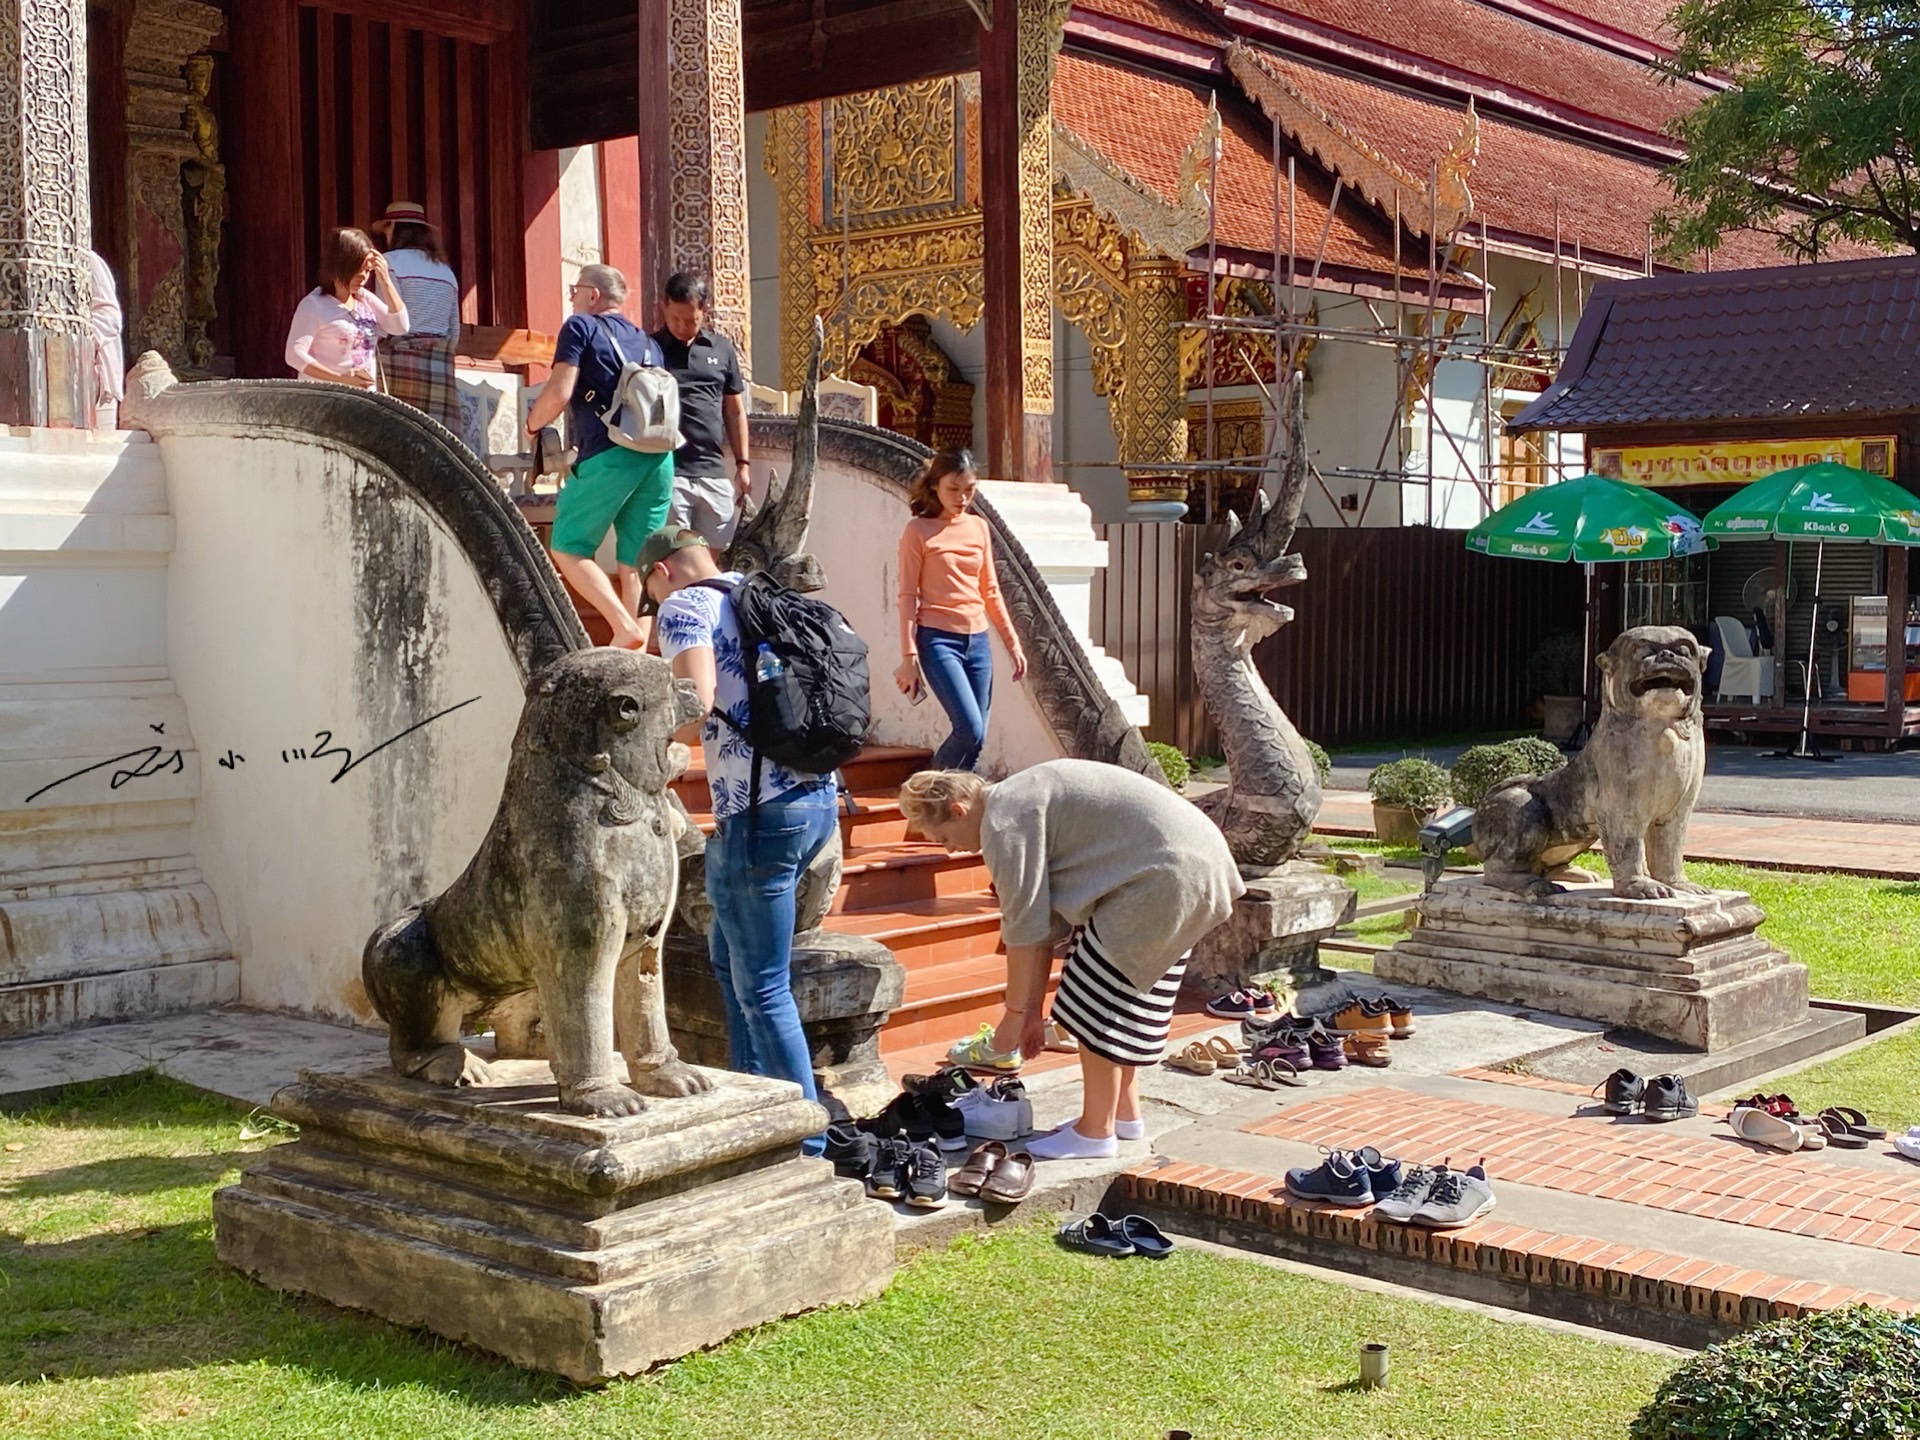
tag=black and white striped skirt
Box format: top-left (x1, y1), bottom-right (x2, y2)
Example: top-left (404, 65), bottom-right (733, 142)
top-left (1049, 923), bottom-right (1189, 1067)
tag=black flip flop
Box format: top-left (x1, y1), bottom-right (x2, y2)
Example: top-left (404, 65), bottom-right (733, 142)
top-left (1058, 1213), bottom-right (1134, 1257)
top-left (1820, 1106), bottom-right (1887, 1141)
top-left (1118, 1214), bottom-right (1175, 1258)
top-left (1817, 1114), bottom-right (1870, 1150)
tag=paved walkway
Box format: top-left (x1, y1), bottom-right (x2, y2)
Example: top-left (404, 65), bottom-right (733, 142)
top-left (1316, 788), bottom-right (1920, 880)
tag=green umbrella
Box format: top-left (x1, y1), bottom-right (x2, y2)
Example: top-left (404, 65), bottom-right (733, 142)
top-left (1700, 460), bottom-right (1920, 544)
top-left (1466, 473), bottom-right (1708, 563)
top-left (1701, 460), bottom-right (1920, 761)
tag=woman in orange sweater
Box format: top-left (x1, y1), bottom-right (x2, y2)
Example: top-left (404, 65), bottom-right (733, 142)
top-left (895, 450), bottom-right (1027, 771)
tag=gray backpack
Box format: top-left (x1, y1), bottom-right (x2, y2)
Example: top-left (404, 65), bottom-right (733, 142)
top-left (594, 317), bottom-right (681, 454)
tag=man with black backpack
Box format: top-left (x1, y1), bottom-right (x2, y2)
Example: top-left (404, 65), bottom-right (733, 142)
top-left (525, 263), bottom-right (675, 650)
top-left (641, 527), bottom-right (870, 1148)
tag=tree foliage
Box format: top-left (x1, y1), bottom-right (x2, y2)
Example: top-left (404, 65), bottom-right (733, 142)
top-left (1658, 0), bottom-right (1920, 257)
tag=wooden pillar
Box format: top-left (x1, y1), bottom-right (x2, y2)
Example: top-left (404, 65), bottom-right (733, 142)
top-left (0, 0), bottom-right (92, 425)
top-left (227, 0), bottom-right (302, 379)
top-left (979, 0), bottom-right (1066, 481)
top-left (521, 146), bottom-right (562, 379)
top-left (598, 135), bottom-right (643, 295)
top-left (1120, 252), bottom-right (1188, 514)
top-left (637, 0), bottom-right (750, 368)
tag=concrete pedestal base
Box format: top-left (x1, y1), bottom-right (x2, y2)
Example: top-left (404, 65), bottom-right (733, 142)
top-left (1186, 862), bottom-right (1356, 995)
top-left (664, 927), bottom-right (905, 1122)
top-left (213, 1056), bottom-right (895, 1382)
top-left (1376, 879), bottom-right (1809, 1050)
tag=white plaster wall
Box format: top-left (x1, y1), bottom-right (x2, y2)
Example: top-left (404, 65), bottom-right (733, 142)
top-left (746, 112), bottom-right (781, 385)
top-left (162, 435), bottom-right (526, 1022)
top-left (557, 145), bottom-right (605, 292)
top-left (1053, 314), bottom-right (1126, 523)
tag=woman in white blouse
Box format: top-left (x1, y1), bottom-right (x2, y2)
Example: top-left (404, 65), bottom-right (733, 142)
top-left (283, 226), bottom-right (409, 389)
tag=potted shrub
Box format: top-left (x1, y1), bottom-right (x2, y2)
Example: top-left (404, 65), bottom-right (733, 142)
top-left (1365, 758), bottom-right (1451, 845)
top-left (1527, 631), bottom-right (1585, 744)
top-left (1148, 740), bottom-right (1191, 791)
top-left (1449, 737), bottom-right (1566, 808)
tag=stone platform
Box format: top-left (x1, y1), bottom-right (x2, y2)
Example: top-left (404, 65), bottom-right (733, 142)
top-left (1186, 861), bottom-right (1355, 995)
top-left (213, 1054), bottom-right (895, 1382)
top-left (1376, 879), bottom-right (1808, 1050)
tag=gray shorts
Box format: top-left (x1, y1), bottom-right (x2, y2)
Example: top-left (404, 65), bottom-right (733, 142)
top-left (666, 471), bottom-right (740, 549)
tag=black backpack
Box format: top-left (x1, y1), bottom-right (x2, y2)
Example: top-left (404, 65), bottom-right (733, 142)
top-left (697, 573), bottom-right (870, 784)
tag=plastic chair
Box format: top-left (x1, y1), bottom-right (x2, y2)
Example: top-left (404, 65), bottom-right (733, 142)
top-left (1713, 614), bottom-right (1773, 702)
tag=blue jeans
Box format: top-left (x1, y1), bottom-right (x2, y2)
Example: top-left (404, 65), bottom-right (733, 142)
top-left (705, 779), bottom-right (839, 1154)
top-left (918, 625), bottom-right (993, 771)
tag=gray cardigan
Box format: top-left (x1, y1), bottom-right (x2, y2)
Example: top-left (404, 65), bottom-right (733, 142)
top-left (979, 759), bottom-right (1245, 991)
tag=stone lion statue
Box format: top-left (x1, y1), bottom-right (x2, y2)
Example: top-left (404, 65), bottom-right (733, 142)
top-left (362, 649), bottom-right (713, 1117)
top-left (1474, 625), bottom-right (1708, 902)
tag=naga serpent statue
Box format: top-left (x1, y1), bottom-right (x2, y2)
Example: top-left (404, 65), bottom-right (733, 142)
top-left (1190, 384), bottom-right (1323, 869)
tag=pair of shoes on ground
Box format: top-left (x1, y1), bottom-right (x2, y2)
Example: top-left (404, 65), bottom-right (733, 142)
top-left (952, 1076), bottom-right (1034, 1140)
top-left (1057, 1212), bottom-right (1175, 1257)
top-left (858, 1066), bottom-right (975, 1152)
top-left (1324, 993), bottom-right (1414, 1040)
top-left (1284, 1148), bottom-right (1496, 1227)
top-left (1242, 1017), bottom-right (1351, 1072)
top-left (826, 1127), bottom-right (949, 1208)
top-left (1595, 1069), bottom-right (1700, 1122)
top-left (1166, 1036), bottom-right (1242, 1076)
top-left (1726, 1095), bottom-right (1885, 1152)
top-left (1204, 988), bottom-right (1286, 1021)
top-left (946, 1139), bottom-right (1035, 1202)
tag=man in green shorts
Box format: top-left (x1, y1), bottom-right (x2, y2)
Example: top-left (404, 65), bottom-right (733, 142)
top-left (524, 263), bottom-right (672, 649)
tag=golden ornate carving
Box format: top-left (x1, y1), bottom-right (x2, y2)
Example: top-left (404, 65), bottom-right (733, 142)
top-left (1051, 98), bottom-right (1214, 259)
top-left (1181, 277), bottom-right (1284, 390)
top-left (853, 316), bottom-right (974, 451)
top-left (1011, 0), bottom-right (1071, 413)
top-left (766, 106), bottom-right (816, 391)
top-left (1052, 193), bottom-right (1128, 399)
top-left (1122, 255), bottom-right (1189, 495)
top-left (809, 220), bottom-right (986, 372)
top-left (825, 78), bottom-right (960, 220)
top-left (1187, 396), bottom-right (1267, 514)
top-left (1227, 42), bottom-right (1473, 239)
top-left (666, 0), bottom-right (752, 369)
top-left (181, 53), bottom-right (224, 369)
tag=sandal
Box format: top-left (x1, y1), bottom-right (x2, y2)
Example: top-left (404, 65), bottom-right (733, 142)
top-left (1344, 1033), bottom-right (1393, 1068)
top-left (1820, 1106), bottom-right (1887, 1141)
top-left (1118, 1214), bottom-right (1175, 1258)
top-left (1166, 1042), bottom-right (1217, 1076)
top-left (1058, 1213), bottom-right (1134, 1257)
top-left (946, 1140), bottom-right (1006, 1197)
top-left (1222, 1057), bottom-right (1310, 1090)
top-left (1204, 1036), bottom-right (1241, 1069)
top-left (1816, 1114), bottom-right (1869, 1150)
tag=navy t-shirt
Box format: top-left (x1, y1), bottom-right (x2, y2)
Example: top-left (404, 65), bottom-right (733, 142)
top-left (553, 312), bottom-right (662, 465)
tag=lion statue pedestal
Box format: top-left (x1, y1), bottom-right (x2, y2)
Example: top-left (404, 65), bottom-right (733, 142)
top-left (213, 1056), bottom-right (894, 1382)
top-left (1376, 880), bottom-right (1809, 1049)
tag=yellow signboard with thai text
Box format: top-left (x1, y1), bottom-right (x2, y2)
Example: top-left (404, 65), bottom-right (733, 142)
top-left (1591, 437), bottom-right (1897, 487)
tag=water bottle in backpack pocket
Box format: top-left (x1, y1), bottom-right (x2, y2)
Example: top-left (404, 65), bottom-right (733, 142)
top-left (751, 641), bottom-right (811, 750)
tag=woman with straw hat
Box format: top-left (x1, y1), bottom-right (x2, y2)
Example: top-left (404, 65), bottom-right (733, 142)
top-left (371, 200), bottom-right (462, 437)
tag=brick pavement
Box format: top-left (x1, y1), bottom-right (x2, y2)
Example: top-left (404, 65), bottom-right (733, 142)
top-left (1316, 789), bottom-right (1920, 879)
top-left (1245, 1087), bottom-right (1920, 1259)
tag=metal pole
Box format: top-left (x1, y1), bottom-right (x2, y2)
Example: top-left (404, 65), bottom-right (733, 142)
top-left (1425, 163), bottom-right (1439, 528)
top-left (1205, 125), bottom-right (1221, 523)
top-left (1481, 217), bottom-right (1495, 514)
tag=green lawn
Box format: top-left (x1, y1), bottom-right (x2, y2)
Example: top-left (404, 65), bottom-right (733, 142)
top-left (0, 1074), bottom-right (1675, 1440)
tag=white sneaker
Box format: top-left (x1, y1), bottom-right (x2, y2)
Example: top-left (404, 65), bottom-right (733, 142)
top-left (954, 1080), bottom-right (1033, 1140)
top-left (1894, 1135), bottom-right (1920, 1163)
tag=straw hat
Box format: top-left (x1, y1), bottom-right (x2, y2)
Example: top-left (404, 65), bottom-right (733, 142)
top-left (370, 199), bottom-right (437, 239)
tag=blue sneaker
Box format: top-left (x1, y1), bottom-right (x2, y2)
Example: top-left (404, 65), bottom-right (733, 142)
top-left (1351, 1144), bottom-right (1404, 1198)
top-left (1284, 1149), bottom-right (1376, 1206)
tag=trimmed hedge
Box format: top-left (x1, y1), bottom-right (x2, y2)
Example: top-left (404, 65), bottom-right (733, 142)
top-left (1148, 741), bottom-right (1191, 791)
top-left (1365, 757), bottom-right (1451, 812)
top-left (1304, 739), bottom-right (1331, 786)
top-left (1450, 737), bottom-right (1566, 807)
top-left (1629, 1305), bottom-right (1920, 1440)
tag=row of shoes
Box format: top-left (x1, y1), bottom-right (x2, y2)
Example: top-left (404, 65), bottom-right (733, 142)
top-left (1595, 1069), bottom-right (1701, 1122)
top-left (853, 1065), bottom-right (1036, 1150)
top-left (1284, 1146), bottom-right (1497, 1228)
top-left (943, 1019), bottom-right (1079, 1074)
top-left (1726, 1095), bottom-right (1888, 1153)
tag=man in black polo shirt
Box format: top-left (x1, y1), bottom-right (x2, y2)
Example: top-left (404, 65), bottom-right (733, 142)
top-left (652, 272), bottom-right (750, 553)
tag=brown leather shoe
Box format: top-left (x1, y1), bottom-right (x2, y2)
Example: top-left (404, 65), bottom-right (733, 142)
top-left (978, 1148), bottom-right (1035, 1203)
top-left (947, 1140), bottom-right (1007, 1197)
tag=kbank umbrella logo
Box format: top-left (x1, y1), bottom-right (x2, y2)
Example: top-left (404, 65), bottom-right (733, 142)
top-left (1515, 512), bottom-right (1559, 537)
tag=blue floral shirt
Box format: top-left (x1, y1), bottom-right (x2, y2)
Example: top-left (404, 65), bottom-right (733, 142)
top-left (656, 575), bottom-right (816, 820)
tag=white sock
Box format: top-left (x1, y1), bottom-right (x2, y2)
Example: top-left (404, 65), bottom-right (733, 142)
top-left (1026, 1123), bottom-right (1119, 1160)
top-left (1115, 1119), bottom-right (1146, 1141)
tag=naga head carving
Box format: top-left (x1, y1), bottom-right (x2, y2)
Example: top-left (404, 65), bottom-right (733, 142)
top-left (1193, 488), bottom-right (1308, 646)
top-left (520, 650), bottom-right (703, 822)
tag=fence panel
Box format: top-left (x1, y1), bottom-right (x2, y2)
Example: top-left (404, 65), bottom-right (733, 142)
top-left (1092, 524), bottom-right (1586, 752)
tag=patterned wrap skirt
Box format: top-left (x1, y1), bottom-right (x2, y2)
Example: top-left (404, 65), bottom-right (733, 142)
top-left (380, 333), bottom-right (463, 438)
top-left (1049, 921), bottom-right (1189, 1067)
